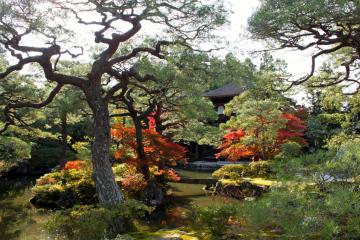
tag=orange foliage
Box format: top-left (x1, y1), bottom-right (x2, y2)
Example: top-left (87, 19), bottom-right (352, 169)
top-left (216, 113), bottom-right (307, 161)
top-left (150, 167), bottom-right (181, 182)
top-left (277, 113), bottom-right (308, 146)
top-left (165, 168), bottom-right (181, 182)
top-left (111, 123), bottom-right (187, 168)
top-left (118, 174), bottom-right (148, 193)
top-left (64, 160), bottom-right (86, 170)
top-left (215, 130), bottom-right (256, 161)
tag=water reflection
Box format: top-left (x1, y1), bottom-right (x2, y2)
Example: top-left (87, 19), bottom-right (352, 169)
top-left (0, 176), bottom-right (51, 240)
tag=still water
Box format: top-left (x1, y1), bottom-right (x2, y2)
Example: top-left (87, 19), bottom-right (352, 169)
top-left (0, 176), bottom-right (51, 240)
top-left (0, 170), bottom-right (238, 240)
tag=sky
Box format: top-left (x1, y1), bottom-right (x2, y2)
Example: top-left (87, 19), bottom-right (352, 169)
top-left (58, 0), bottom-right (314, 81)
top-left (11, 0), bottom-right (313, 102)
top-left (17, 0), bottom-right (314, 81)
top-left (222, 0), bottom-right (313, 79)
top-left (219, 0), bottom-right (312, 103)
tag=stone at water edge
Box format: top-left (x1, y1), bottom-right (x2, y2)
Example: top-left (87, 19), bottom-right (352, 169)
top-left (140, 182), bottom-right (165, 207)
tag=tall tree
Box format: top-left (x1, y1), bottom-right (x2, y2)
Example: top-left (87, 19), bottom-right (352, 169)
top-left (46, 86), bottom-right (88, 166)
top-left (110, 52), bottom-right (219, 178)
top-left (0, 0), bottom-right (227, 205)
top-left (248, 0), bottom-right (360, 93)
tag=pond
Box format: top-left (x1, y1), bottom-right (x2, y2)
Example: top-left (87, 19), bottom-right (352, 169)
top-left (0, 176), bottom-right (51, 240)
top-left (0, 170), bottom-right (239, 239)
top-left (168, 169), bottom-right (239, 207)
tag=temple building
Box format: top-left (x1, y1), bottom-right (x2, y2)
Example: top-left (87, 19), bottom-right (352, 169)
top-left (203, 83), bottom-right (245, 124)
top-left (188, 84), bottom-right (244, 160)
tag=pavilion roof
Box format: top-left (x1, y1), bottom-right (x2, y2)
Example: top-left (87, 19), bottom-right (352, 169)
top-left (203, 83), bottom-right (244, 98)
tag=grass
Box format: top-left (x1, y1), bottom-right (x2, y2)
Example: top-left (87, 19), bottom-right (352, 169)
top-left (219, 177), bottom-right (276, 187)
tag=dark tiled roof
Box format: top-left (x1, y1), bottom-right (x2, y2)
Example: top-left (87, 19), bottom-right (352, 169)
top-left (203, 84), bottom-right (244, 98)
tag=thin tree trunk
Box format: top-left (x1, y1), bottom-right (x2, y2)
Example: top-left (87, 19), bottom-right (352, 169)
top-left (88, 95), bottom-right (124, 205)
top-left (153, 105), bottom-right (165, 170)
top-left (195, 144), bottom-right (200, 160)
top-left (154, 103), bottom-right (163, 134)
top-left (261, 140), bottom-right (267, 161)
top-left (60, 112), bottom-right (67, 168)
top-left (133, 117), bottom-right (150, 180)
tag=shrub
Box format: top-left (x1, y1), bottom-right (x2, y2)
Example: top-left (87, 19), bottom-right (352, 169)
top-left (33, 163), bottom-right (153, 209)
top-left (192, 204), bottom-right (240, 237)
top-left (64, 160), bottom-right (86, 170)
top-left (32, 168), bottom-right (96, 208)
top-left (240, 140), bottom-right (360, 239)
top-left (240, 185), bottom-right (360, 239)
top-left (326, 138), bottom-right (360, 182)
top-left (212, 161), bottom-right (271, 180)
top-left (0, 136), bottom-right (31, 164)
top-left (278, 141), bottom-right (303, 158)
top-left (72, 141), bottom-right (92, 160)
top-left (46, 200), bottom-right (151, 240)
top-left (119, 174), bottom-right (147, 193)
top-left (113, 163), bottom-right (147, 194)
top-left (30, 138), bottom-right (67, 168)
top-left (248, 161), bottom-right (271, 178)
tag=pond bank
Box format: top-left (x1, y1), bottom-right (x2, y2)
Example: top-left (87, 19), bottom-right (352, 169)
top-left (0, 176), bottom-right (52, 240)
top-left (0, 169), bottom-right (241, 239)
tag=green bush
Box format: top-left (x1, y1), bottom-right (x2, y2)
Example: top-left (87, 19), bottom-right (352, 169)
top-left (32, 168), bottom-right (96, 208)
top-left (46, 200), bottom-right (151, 240)
top-left (327, 138), bottom-right (360, 181)
top-left (212, 161), bottom-right (271, 180)
top-left (248, 161), bottom-right (271, 178)
top-left (240, 138), bottom-right (360, 239)
top-left (0, 136), bottom-right (31, 164)
top-left (272, 150), bottom-right (336, 181)
top-left (278, 141), bottom-right (303, 158)
top-left (192, 204), bottom-right (239, 237)
top-left (30, 139), bottom-right (68, 168)
top-left (240, 185), bottom-right (360, 239)
top-left (32, 163), bottom-right (149, 208)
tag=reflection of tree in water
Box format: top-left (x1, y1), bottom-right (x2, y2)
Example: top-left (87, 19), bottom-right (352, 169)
top-left (0, 176), bottom-right (47, 240)
top-left (145, 178), bottom-right (240, 230)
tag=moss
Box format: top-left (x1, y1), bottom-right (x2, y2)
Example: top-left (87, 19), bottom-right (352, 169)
top-left (129, 229), bottom-right (199, 240)
top-left (219, 177), bottom-right (275, 187)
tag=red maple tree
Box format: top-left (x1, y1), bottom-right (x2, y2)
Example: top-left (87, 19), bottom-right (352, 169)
top-left (216, 112), bottom-right (307, 161)
top-left (111, 123), bottom-right (187, 169)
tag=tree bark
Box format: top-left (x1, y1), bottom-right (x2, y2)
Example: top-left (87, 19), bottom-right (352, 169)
top-left (195, 143), bottom-right (200, 160)
top-left (133, 117), bottom-right (151, 180)
top-left (87, 93), bottom-right (124, 205)
top-left (261, 139), bottom-right (267, 161)
top-left (154, 103), bottom-right (163, 134)
top-left (60, 112), bottom-right (68, 168)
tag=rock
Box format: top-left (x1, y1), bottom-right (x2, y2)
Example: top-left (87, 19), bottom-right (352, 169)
top-left (56, 191), bottom-right (77, 208)
top-left (30, 195), bottom-right (59, 209)
top-left (140, 181), bottom-right (165, 207)
top-left (216, 181), bottom-right (267, 200)
top-left (30, 190), bottom-right (79, 209)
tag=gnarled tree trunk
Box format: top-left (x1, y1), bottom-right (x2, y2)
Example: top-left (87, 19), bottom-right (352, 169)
top-left (87, 91), bottom-right (124, 205)
top-left (133, 117), bottom-right (151, 180)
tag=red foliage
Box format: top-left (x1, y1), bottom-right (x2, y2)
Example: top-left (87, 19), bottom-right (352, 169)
top-left (215, 130), bottom-right (256, 161)
top-left (119, 174), bottom-right (148, 193)
top-left (147, 113), bottom-right (157, 130)
top-left (165, 168), bottom-right (181, 182)
top-left (278, 113), bottom-right (308, 146)
top-left (64, 160), bottom-right (85, 170)
top-left (216, 113), bottom-right (307, 161)
top-left (111, 123), bottom-right (187, 168)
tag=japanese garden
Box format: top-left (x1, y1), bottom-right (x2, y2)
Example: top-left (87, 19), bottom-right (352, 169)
top-left (0, 0), bottom-right (359, 239)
